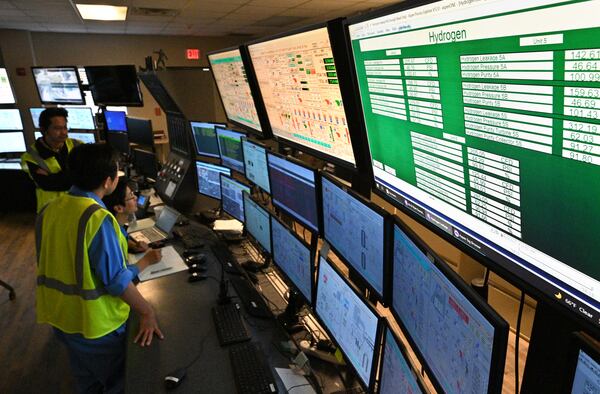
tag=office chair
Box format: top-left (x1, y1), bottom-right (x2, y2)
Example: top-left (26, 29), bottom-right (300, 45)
top-left (0, 279), bottom-right (15, 300)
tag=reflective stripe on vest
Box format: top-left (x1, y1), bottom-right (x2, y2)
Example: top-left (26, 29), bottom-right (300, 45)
top-left (35, 204), bottom-right (107, 300)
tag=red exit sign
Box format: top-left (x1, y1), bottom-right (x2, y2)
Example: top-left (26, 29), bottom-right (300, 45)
top-left (186, 48), bottom-right (200, 60)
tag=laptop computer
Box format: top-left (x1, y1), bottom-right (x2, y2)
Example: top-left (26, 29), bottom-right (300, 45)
top-left (129, 205), bottom-right (179, 244)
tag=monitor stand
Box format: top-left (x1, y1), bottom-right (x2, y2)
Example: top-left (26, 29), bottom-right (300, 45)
top-left (277, 290), bottom-right (304, 334)
top-left (196, 208), bottom-right (221, 224)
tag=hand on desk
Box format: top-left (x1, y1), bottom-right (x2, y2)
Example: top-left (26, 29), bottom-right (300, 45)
top-left (134, 308), bottom-right (164, 347)
top-left (135, 248), bottom-right (163, 272)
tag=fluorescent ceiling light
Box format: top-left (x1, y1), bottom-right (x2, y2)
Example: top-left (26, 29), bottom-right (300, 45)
top-left (75, 4), bottom-right (127, 21)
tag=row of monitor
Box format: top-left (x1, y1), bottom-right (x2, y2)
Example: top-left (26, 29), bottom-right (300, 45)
top-left (212, 166), bottom-right (509, 393)
top-left (204, 0), bottom-right (600, 332)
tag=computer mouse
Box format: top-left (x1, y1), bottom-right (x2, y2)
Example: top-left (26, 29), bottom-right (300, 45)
top-left (188, 272), bottom-right (208, 282)
top-left (164, 368), bottom-right (186, 390)
top-left (185, 254), bottom-right (206, 264)
top-left (188, 263), bottom-right (207, 273)
top-left (183, 248), bottom-right (204, 257)
top-left (149, 240), bottom-right (165, 249)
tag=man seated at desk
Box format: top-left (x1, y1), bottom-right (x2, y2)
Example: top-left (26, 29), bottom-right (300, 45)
top-left (102, 176), bottom-right (151, 254)
top-left (21, 107), bottom-right (79, 213)
top-left (35, 143), bottom-right (164, 393)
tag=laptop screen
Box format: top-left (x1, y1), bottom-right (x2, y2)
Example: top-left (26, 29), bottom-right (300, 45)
top-left (155, 206), bottom-right (179, 234)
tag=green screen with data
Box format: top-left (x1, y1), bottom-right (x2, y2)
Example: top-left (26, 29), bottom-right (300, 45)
top-left (349, 0), bottom-right (600, 315)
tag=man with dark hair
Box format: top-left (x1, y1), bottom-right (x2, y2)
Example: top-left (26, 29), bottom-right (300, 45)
top-left (21, 107), bottom-right (81, 212)
top-left (36, 143), bottom-right (164, 393)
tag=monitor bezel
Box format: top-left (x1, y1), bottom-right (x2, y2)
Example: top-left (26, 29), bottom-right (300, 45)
top-left (246, 21), bottom-right (360, 170)
top-left (0, 67), bottom-right (17, 105)
top-left (563, 331), bottom-right (600, 393)
top-left (189, 120), bottom-right (226, 158)
top-left (215, 125), bottom-right (246, 174)
top-left (85, 65), bottom-right (144, 107)
top-left (104, 110), bottom-right (128, 132)
top-left (206, 45), bottom-right (271, 138)
top-left (242, 191), bottom-right (272, 256)
top-left (218, 173), bottom-right (251, 222)
top-left (270, 212), bottom-right (315, 306)
top-left (377, 322), bottom-right (428, 394)
top-left (241, 136), bottom-right (271, 194)
top-left (344, 0), bottom-right (600, 335)
top-left (31, 66), bottom-right (85, 105)
top-left (313, 254), bottom-right (383, 392)
top-left (389, 216), bottom-right (509, 394)
top-left (131, 147), bottom-right (157, 179)
top-left (126, 116), bottom-right (154, 147)
top-left (266, 150), bottom-right (322, 234)
top-left (106, 131), bottom-right (130, 155)
top-left (195, 160), bottom-right (232, 201)
top-left (320, 171), bottom-right (390, 301)
top-left (0, 109), bottom-right (24, 132)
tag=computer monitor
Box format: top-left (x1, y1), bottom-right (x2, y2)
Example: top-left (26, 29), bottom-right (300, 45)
top-left (31, 66), bottom-right (84, 105)
top-left (391, 218), bottom-right (508, 393)
top-left (565, 332), bottom-right (600, 394)
top-left (248, 26), bottom-right (357, 168)
top-left (190, 121), bottom-right (226, 158)
top-left (0, 132), bottom-right (26, 153)
top-left (106, 131), bottom-right (130, 154)
top-left (85, 65), bottom-right (143, 107)
top-left (132, 148), bottom-right (157, 179)
top-left (242, 138), bottom-right (270, 194)
top-left (270, 214), bottom-right (313, 303)
top-left (63, 107), bottom-right (95, 130)
top-left (378, 324), bottom-right (426, 394)
top-left (195, 161), bottom-right (231, 200)
top-left (29, 108), bottom-right (44, 129)
top-left (315, 256), bottom-right (381, 391)
top-left (0, 109), bottom-right (23, 131)
top-left (219, 174), bottom-right (250, 222)
top-left (105, 110), bottom-right (127, 131)
top-left (0, 68), bottom-right (16, 104)
top-left (69, 132), bottom-right (96, 144)
top-left (243, 192), bottom-right (271, 254)
top-left (208, 47), bottom-right (264, 135)
top-left (126, 117), bottom-right (153, 147)
top-left (347, 0), bottom-right (600, 329)
top-left (321, 173), bottom-right (387, 298)
top-left (267, 152), bottom-right (319, 232)
top-left (216, 126), bottom-right (245, 173)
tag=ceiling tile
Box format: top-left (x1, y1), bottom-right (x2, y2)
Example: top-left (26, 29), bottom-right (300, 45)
top-left (246, 0), bottom-right (308, 7)
top-left (183, 1), bottom-right (242, 15)
top-left (129, 0), bottom-right (189, 8)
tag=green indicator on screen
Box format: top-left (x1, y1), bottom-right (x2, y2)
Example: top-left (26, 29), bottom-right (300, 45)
top-left (325, 65), bottom-right (336, 71)
top-left (327, 72), bottom-right (337, 77)
top-left (328, 79), bottom-right (339, 85)
top-left (324, 58), bottom-right (334, 64)
top-left (300, 68), bottom-right (304, 71)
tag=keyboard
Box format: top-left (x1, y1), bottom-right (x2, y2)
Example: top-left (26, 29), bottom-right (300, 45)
top-left (139, 227), bottom-right (165, 242)
top-left (229, 342), bottom-right (278, 394)
top-left (212, 303), bottom-right (250, 346)
top-left (229, 276), bottom-right (272, 319)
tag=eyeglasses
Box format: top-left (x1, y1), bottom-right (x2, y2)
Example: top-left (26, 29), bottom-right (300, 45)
top-left (124, 191), bottom-right (137, 202)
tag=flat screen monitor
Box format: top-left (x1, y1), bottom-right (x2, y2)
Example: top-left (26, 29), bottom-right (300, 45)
top-left (566, 333), bottom-right (600, 394)
top-left (216, 127), bottom-right (245, 173)
top-left (105, 110), bottom-right (127, 132)
top-left (208, 48), bottom-right (263, 134)
top-left (69, 132), bottom-right (96, 144)
top-left (195, 161), bottom-right (231, 200)
top-left (0, 132), bottom-right (26, 153)
top-left (32, 66), bottom-right (84, 105)
top-left (0, 68), bottom-right (16, 104)
top-left (242, 138), bottom-right (270, 193)
top-left (106, 131), bottom-right (129, 154)
top-left (267, 152), bottom-right (319, 232)
top-left (243, 192), bottom-right (271, 254)
top-left (0, 109), bottom-right (23, 131)
top-left (190, 121), bottom-right (225, 158)
top-left (321, 174), bottom-right (386, 297)
top-left (85, 65), bottom-right (143, 106)
top-left (271, 214), bottom-right (313, 302)
top-left (63, 107), bottom-right (95, 130)
top-left (248, 27), bottom-right (356, 167)
top-left (315, 256), bottom-right (380, 390)
top-left (348, 0), bottom-right (600, 328)
top-left (133, 148), bottom-right (157, 179)
top-left (219, 174), bottom-right (250, 222)
top-left (126, 117), bottom-right (153, 147)
top-left (391, 218), bottom-right (508, 393)
top-left (378, 325), bottom-right (426, 394)
top-left (29, 108), bottom-right (44, 129)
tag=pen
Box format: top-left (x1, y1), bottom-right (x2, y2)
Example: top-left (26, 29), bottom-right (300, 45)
top-left (150, 267), bottom-right (173, 275)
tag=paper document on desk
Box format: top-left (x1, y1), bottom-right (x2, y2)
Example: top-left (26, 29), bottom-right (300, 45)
top-left (128, 246), bottom-right (187, 282)
top-left (213, 219), bottom-right (243, 233)
top-left (275, 368), bottom-right (316, 394)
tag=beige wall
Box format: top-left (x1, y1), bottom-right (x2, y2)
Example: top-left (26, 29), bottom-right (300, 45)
top-left (0, 29), bottom-right (240, 142)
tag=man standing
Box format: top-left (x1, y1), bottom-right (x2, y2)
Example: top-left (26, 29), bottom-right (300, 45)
top-left (21, 107), bottom-right (79, 212)
top-left (35, 143), bottom-right (164, 393)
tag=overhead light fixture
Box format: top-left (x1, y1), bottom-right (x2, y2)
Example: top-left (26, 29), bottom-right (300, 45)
top-left (75, 4), bottom-right (128, 21)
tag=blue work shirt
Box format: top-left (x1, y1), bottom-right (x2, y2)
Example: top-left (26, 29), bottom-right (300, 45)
top-left (57, 186), bottom-right (139, 340)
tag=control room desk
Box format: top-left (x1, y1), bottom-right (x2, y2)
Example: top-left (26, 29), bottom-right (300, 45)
top-left (124, 244), bottom-right (291, 393)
